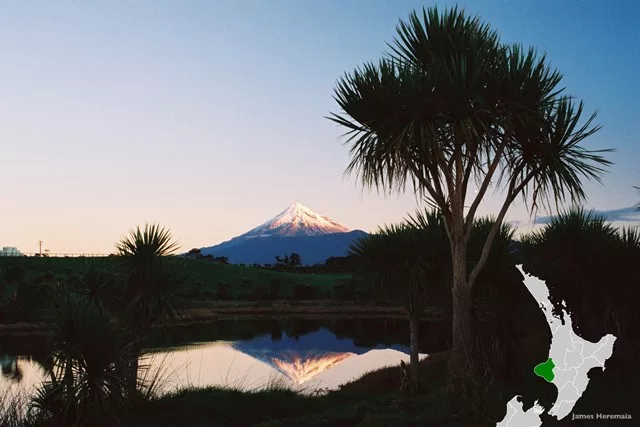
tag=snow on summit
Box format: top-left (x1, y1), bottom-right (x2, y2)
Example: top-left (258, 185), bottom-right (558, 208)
top-left (198, 202), bottom-right (365, 264)
top-left (241, 202), bottom-right (350, 238)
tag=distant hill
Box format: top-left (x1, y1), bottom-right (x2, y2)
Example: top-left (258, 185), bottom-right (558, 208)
top-left (199, 203), bottom-right (368, 265)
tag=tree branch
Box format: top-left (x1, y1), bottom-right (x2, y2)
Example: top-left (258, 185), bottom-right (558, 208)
top-left (460, 138), bottom-right (480, 204)
top-left (408, 162), bottom-right (453, 236)
top-left (467, 165), bottom-right (537, 290)
top-left (431, 135), bottom-right (456, 202)
top-left (464, 127), bottom-right (512, 238)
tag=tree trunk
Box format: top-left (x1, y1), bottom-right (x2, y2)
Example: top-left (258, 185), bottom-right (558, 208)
top-left (127, 353), bottom-right (139, 396)
top-left (126, 329), bottom-right (143, 397)
top-left (448, 240), bottom-right (475, 389)
top-left (409, 311), bottom-right (420, 393)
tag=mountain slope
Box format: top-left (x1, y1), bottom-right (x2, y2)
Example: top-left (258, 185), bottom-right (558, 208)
top-left (200, 203), bottom-right (367, 265)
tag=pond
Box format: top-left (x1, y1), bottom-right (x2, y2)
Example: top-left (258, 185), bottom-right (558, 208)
top-left (0, 317), bottom-right (449, 406)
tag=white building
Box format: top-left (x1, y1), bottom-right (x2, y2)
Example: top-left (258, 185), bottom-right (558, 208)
top-left (0, 246), bottom-right (23, 257)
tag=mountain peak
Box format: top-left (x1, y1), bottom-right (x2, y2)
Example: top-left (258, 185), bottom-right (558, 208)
top-left (242, 203), bottom-right (350, 238)
top-left (285, 202), bottom-right (309, 212)
top-left (199, 203), bottom-right (366, 264)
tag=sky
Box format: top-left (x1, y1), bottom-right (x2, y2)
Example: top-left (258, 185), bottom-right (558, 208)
top-left (1, 0), bottom-right (639, 254)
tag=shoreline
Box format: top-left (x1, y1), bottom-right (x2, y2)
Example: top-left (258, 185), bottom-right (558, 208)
top-left (0, 301), bottom-right (445, 335)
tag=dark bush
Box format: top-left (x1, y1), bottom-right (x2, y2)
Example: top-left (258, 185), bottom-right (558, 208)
top-left (33, 270), bottom-right (56, 285)
top-left (239, 279), bottom-right (253, 293)
top-left (292, 283), bottom-right (319, 300)
top-left (333, 282), bottom-right (356, 301)
top-left (3, 264), bottom-right (27, 283)
top-left (249, 285), bottom-right (269, 301)
top-left (203, 289), bottom-right (217, 299)
top-left (1, 279), bottom-right (54, 321)
top-left (215, 282), bottom-right (233, 300)
top-left (269, 279), bottom-right (281, 299)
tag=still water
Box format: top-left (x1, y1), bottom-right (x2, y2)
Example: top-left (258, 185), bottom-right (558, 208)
top-left (1, 318), bottom-right (447, 401)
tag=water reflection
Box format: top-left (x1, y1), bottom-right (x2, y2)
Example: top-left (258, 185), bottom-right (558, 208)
top-left (144, 318), bottom-right (448, 353)
top-left (142, 338), bottom-right (426, 395)
top-left (229, 328), bottom-right (410, 385)
top-left (0, 356), bottom-right (48, 413)
top-left (1, 356), bottom-right (23, 382)
top-left (1, 317), bottom-right (444, 400)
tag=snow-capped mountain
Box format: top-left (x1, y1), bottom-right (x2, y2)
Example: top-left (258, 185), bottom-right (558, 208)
top-left (242, 202), bottom-right (350, 238)
top-left (199, 203), bottom-right (367, 265)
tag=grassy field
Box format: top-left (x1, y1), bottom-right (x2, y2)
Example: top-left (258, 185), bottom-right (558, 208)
top-left (0, 256), bottom-right (351, 298)
top-left (184, 259), bottom-right (350, 295)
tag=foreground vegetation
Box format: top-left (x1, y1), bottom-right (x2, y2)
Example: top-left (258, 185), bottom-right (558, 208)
top-left (117, 353), bottom-right (488, 427)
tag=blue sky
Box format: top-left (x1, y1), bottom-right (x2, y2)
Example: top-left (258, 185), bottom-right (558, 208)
top-left (1, 0), bottom-right (638, 253)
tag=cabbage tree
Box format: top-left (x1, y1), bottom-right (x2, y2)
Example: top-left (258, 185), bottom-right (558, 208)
top-left (330, 6), bottom-right (611, 381)
top-left (116, 223), bottom-right (187, 393)
top-left (349, 210), bottom-right (449, 392)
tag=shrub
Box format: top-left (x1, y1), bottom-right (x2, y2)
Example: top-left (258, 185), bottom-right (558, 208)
top-left (269, 279), bottom-right (281, 300)
top-left (215, 283), bottom-right (233, 300)
top-left (332, 283), bottom-right (352, 301)
top-left (239, 279), bottom-right (253, 293)
top-left (3, 264), bottom-right (27, 284)
top-left (31, 293), bottom-right (130, 427)
top-left (1, 279), bottom-right (55, 321)
top-left (33, 270), bottom-right (56, 285)
top-left (249, 285), bottom-right (269, 301)
top-left (292, 283), bottom-right (319, 300)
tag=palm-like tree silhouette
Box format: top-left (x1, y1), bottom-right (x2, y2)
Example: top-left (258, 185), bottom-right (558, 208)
top-left (521, 208), bottom-right (637, 342)
top-left (350, 223), bottom-right (432, 392)
top-left (330, 6), bottom-right (611, 380)
top-left (31, 293), bottom-right (131, 427)
top-left (350, 209), bottom-right (451, 392)
top-left (350, 209), bottom-right (520, 391)
top-left (518, 208), bottom-right (640, 412)
top-left (116, 223), bottom-right (187, 393)
top-left (29, 224), bottom-right (188, 424)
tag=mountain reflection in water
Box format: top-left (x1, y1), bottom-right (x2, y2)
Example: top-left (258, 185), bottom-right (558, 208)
top-left (270, 351), bottom-right (353, 384)
top-left (1, 318), bottom-right (441, 401)
top-left (144, 328), bottom-right (427, 394)
top-left (228, 328), bottom-right (416, 386)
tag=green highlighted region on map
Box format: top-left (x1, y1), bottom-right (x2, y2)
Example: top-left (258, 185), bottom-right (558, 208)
top-left (534, 358), bottom-right (555, 382)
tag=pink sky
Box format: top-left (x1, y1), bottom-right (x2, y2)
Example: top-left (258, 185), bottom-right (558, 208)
top-left (1, 1), bottom-right (638, 254)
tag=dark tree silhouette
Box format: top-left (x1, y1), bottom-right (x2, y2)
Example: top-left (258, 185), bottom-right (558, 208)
top-left (520, 207), bottom-right (640, 413)
top-left (187, 248), bottom-right (203, 259)
top-left (350, 210), bottom-right (448, 392)
top-left (331, 5), bottom-right (611, 381)
top-left (289, 253), bottom-right (302, 267)
top-left (3, 264), bottom-right (27, 284)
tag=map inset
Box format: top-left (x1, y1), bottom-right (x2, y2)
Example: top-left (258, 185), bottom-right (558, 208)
top-left (496, 266), bottom-right (617, 426)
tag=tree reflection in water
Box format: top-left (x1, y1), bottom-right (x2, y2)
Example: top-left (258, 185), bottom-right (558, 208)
top-left (1, 356), bottom-right (23, 382)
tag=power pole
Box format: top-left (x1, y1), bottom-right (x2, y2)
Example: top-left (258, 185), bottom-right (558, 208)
top-left (38, 240), bottom-right (42, 256)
